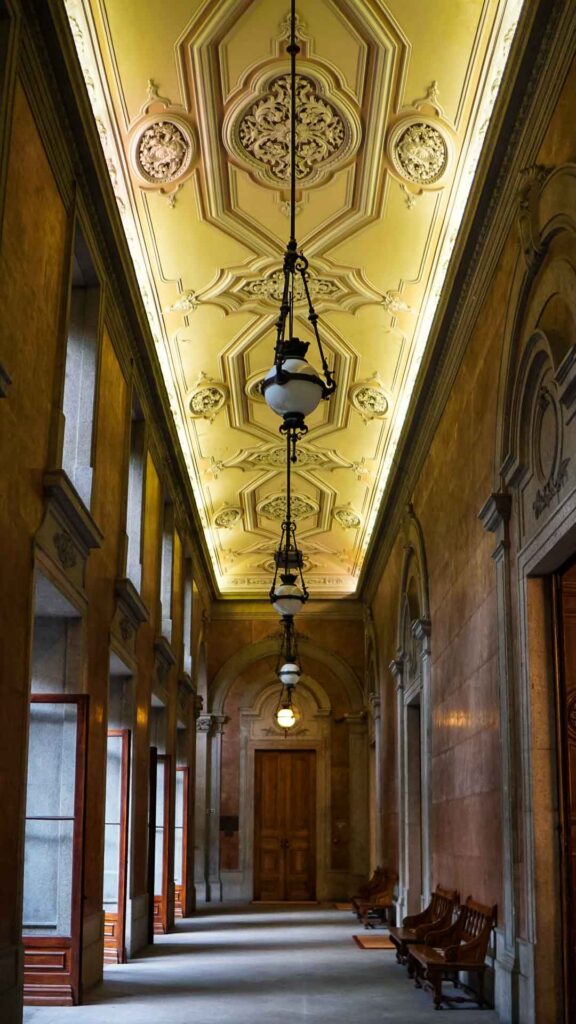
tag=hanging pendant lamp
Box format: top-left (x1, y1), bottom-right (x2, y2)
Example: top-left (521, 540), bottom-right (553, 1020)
top-left (262, 0), bottom-right (336, 439)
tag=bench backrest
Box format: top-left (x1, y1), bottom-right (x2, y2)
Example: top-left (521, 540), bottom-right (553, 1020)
top-left (429, 886), bottom-right (459, 923)
top-left (454, 897), bottom-right (497, 957)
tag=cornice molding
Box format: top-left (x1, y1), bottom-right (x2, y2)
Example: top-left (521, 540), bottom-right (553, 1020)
top-left (362, 0), bottom-right (575, 603)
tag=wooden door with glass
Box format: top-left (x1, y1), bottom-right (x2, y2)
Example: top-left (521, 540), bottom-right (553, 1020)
top-left (153, 753), bottom-right (172, 933)
top-left (22, 695), bottom-right (88, 1005)
top-left (174, 766), bottom-right (189, 918)
top-left (103, 729), bottom-right (131, 964)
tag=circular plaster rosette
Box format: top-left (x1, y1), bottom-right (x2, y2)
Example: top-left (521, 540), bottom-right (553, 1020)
top-left (386, 114), bottom-right (453, 190)
top-left (129, 113), bottom-right (196, 189)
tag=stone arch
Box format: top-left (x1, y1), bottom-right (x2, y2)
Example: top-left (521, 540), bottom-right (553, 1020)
top-left (206, 635), bottom-right (368, 903)
top-left (209, 634), bottom-right (364, 715)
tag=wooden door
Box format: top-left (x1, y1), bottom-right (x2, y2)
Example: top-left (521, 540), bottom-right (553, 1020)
top-left (554, 560), bottom-right (576, 1023)
top-left (254, 750), bottom-right (316, 901)
top-left (103, 730), bottom-right (130, 965)
top-left (153, 753), bottom-right (172, 933)
top-left (23, 695), bottom-right (88, 1006)
top-left (174, 767), bottom-right (188, 918)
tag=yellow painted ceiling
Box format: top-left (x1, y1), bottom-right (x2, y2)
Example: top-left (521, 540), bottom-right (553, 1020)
top-left (66, 0), bottom-right (524, 597)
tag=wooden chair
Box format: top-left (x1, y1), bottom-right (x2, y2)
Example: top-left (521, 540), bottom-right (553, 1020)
top-left (408, 897), bottom-right (497, 1009)
top-left (356, 871), bottom-right (398, 927)
top-left (388, 886), bottom-right (459, 962)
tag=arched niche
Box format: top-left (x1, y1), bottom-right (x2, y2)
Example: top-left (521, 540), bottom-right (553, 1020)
top-left (207, 639), bottom-right (369, 903)
top-left (389, 504), bottom-right (431, 918)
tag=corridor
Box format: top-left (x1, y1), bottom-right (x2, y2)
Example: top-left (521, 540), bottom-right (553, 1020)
top-left (24, 906), bottom-right (499, 1024)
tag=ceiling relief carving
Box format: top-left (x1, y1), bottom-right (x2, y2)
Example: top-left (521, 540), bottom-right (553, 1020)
top-left (348, 374), bottom-right (390, 423)
top-left (240, 268), bottom-right (342, 304)
top-left (69, 0), bottom-right (526, 596)
top-left (385, 82), bottom-right (455, 197)
top-left (214, 506), bottom-right (243, 529)
top-left (188, 373), bottom-right (229, 423)
top-left (333, 506), bottom-right (362, 530)
top-left (388, 118), bottom-right (450, 186)
top-left (257, 494), bottom-right (319, 522)
top-left (233, 72), bottom-right (351, 188)
top-left (128, 80), bottom-right (197, 197)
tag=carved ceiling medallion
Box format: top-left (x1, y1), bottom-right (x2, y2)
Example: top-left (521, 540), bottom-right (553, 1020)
top-left (188, 373), bottom-right (229, 422)
top-left (349, 375), bottom-right (390, 423)
top-left (258, 494), bottom-right (318, 521)
top-left (136, 120), bottom-right (191, 183)
top-left (333, 506), bottom-right (361, 530)
top-left (214, 506), bottom-right (243, 529)
top-left (387, 115), bottom-right (452, 188)
top-left (225, 68), bottom-right (360, 190)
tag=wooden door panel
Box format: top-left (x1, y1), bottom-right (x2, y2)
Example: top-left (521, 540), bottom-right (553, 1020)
top-left (254, 750), bottom-right (315, 901)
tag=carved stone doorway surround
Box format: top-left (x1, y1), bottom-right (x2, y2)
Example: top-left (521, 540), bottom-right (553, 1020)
top-left (389, 506), bottom-right (432, 920)
top-left (204, 636), bottom-right (368, 903)
top-left (480, 164), bottom-right (576, 1024)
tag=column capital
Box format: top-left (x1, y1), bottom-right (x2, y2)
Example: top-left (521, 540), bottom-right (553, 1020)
top-left (196, 713), bottom-right (213, 734)
top-left (389, 657), bottom-right (403, 688)
top-left (479, 492), bottom-right (512, 532)
top-left (368, 691), bottom-right (381, 717)
top-left (411, 616), bottom-right (431, 648)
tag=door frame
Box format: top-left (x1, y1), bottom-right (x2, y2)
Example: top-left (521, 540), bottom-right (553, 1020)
top-left (253, 749), bottom-right (316, 901)
top-left (174, 765), bottom-right (189, 918)
top-left (153, 753), bottom-right (172, 933)
top-left (23, 694), bottom-right (88, 1006)
top-left (103, 729), bottom-right (131, 965)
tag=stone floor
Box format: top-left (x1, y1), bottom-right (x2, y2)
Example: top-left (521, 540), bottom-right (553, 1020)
top-left (24, 905), bottom-right (500, 1023)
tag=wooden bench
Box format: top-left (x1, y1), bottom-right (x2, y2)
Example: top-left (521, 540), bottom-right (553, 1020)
top-left (355, 871), bottom-right (398, 928)
top-left (408, 897), bottom-right (497, 1010)
top-left (388, 886), bottom-right (459, 963)
top-left (350, 866), bottom-right (388, 917)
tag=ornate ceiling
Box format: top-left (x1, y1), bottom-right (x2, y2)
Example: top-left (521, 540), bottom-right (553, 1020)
top-left (65, 0), bottom-right (524, 598)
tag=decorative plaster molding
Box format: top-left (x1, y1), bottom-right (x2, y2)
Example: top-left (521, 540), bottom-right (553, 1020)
top-left (127, 79), bottom-right (197, 195)
top-left (257, 493), bottom-right (318, 522)
top-left (348, 373), bottom-right (390, 423)
top-left (333, 505), bottom-right (361, 530)
top-left (188, 373), bottom-right (229, 423)
top-left (226, 69), bottom-right (360, 190)
top-left (214, 506), bottom-right (243, 529)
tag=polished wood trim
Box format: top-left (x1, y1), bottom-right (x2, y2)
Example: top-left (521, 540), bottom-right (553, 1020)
top-left (104, 729), bottom-right (131, 965)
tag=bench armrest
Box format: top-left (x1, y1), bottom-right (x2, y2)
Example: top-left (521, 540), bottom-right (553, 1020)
top-left (403, 908), bottom-right (431, 928)
top-left (423, 921), bottom-right (460, 946)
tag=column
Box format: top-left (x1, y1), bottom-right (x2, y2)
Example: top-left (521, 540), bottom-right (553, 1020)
top-left (479, 492), bottom-right (518, 1020)
top-left (346, 713), bottom-right (369, 882)
top-left (412, 617), bottom-right (432, 905)
top-left (207, 715), bottom-right (226, 902)
top-left (368, 692), bottom-right (383, 865)
top-left (389, 657), bottom-right (405, 919)
top-left (194, 713), bottom-right (212, 902)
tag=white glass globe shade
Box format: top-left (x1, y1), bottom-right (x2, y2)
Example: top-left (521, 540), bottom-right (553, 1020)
top-left (278, 662), bottom-right (301, 687)
top-left (276, 705), bottom-right (296, 729)
top-left (272, 580), bottom-right (305, 617)
top-left (263, 355), bottom-right (324, 420)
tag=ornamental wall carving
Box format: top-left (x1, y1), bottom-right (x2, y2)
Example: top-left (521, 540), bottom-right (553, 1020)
top-left (499, 166), bottom-right (576, 546)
